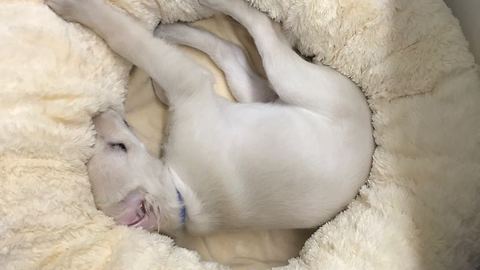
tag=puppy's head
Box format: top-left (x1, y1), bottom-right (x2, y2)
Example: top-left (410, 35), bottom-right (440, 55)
top-left (88, 110), bottom-right (181, 234)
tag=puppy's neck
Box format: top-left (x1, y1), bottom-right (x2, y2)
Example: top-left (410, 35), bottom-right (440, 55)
top-left (163, 164), bottom-right (213, 235)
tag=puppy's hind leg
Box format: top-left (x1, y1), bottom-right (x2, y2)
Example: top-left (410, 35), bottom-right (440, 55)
top-left (155, 23), bottom-right (277, 103)
top-left (200, 0), bottom-right (358, 113)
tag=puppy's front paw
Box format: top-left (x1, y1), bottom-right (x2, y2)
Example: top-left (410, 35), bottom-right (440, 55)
top-left (46, 0), bottom-right (99, 24)
top-left (198, 0), bottom-right (227, 10)
top-left (198, 0), bottom-right (246, 14)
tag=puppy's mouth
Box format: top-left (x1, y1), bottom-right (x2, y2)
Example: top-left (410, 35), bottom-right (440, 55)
top-left (128, 200), bottom-right (148, 226)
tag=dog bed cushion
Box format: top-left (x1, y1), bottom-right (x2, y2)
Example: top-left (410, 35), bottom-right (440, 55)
top-left (1, 0), bottom-right (479, 269)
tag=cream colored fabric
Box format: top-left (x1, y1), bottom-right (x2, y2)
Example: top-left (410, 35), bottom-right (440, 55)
top-left (1, 0), bottom-right (479, 270)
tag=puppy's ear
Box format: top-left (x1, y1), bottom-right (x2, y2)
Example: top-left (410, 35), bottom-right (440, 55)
top-left (152, 80), bottom-right (169, 106)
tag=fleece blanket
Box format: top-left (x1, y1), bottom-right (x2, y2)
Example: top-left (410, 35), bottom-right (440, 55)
top-left (1, 0), bottom-right (479, 270)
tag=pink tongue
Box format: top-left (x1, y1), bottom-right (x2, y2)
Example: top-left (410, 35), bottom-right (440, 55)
top-left (116, 206), bottom-right (144, 226)
top-left (114, 189), bottom-right (146, 226)
top-left (127, 213), bottom-right (144, 226)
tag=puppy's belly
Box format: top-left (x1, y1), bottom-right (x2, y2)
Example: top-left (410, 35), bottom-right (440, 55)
top-left (165, 103), bottom-right (370, 229)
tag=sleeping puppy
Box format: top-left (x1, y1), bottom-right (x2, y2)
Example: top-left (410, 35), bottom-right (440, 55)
top-left (46, 0), bottom-right (374, 236)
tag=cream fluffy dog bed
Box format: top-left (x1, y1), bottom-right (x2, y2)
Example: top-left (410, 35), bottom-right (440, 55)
top-left (1, 0), bottom-right (480, 269)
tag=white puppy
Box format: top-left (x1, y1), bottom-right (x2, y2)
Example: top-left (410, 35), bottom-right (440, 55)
top-left (47, 0), bottom-right (374, 236)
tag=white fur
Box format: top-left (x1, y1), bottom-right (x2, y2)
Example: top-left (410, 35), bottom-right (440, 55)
top-left (46, 0), bottom-right (373, 236)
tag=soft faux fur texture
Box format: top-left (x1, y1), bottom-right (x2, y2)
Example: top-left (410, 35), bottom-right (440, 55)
top-left (1, 0), bottom-right (479, 270)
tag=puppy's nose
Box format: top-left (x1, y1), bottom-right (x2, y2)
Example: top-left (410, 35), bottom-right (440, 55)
top-left (92, 110), bottom-right (124, 136)
top-left (93, 110), bottom-right (124, 127)
top-left (93, 109), bottom-right (118, 124)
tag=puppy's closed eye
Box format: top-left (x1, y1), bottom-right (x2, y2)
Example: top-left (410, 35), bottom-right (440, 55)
top-left (109, 142), bottom-right (127, 152)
